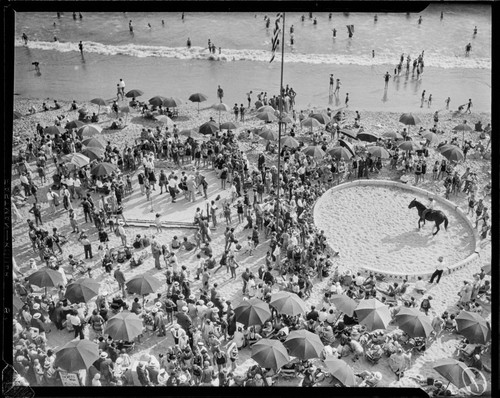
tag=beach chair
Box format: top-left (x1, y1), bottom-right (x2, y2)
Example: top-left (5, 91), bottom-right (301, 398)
top-left (278, 363), bottom-right (297, 380)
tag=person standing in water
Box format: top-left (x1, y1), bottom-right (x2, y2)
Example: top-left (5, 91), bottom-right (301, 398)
top-left (334, 79), bottom-right (341, 95)
top-left (372, 50), bottom-right (375, 58)
top-left (440, 11), bottom-right (444, 20)
top-left (79, 41), bottom-right (84, 55)
top-left (418, 16), bottom-right (422, 24)
top-left (332, 28), bottom-right (337, 38)
top-left (329, 74), bottom-right (334, 94)
top-left (217, 85), bottom-right (224, 103)
top-left (465, 43), bottom-right (472, 56)
top-left (129, 20), bottom-right (133, 32)
top-left (187, 37), bottom-right (191, 48)
top-left (345, 93), bottom-right (349, 107)
top-left (473, 26), bottom-right (477, 35)
top-left (445, 97), bottom-right (451, 109)
top-left (22, 33), bottom-right (28, 45)
top-left (466, 99), bottom-right (473, 114)
top-left (384, 72), bottom-right (391, 88)
top-left (374, 14), bottom-right (378, 22)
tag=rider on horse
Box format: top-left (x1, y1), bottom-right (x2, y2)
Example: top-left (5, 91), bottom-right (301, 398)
top-left (421, 197), bottom-right (435, 221)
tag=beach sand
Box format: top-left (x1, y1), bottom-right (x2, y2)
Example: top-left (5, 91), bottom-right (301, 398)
top-left (11, 96), bottom-right (491, 392)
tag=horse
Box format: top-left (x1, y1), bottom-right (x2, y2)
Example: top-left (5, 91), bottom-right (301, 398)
top-left (408, 198), bottom-right (449, 236)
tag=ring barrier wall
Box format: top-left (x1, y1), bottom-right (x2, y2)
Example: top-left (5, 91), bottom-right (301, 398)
top-left (314, 180), bottom-right (480, 282)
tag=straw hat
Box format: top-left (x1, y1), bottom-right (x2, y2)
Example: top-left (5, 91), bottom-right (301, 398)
top-left (115, 357), bottom-right (123, 365)
top-left (373, 372), bottom-right (382, 381)
top-left (32, 303), bottom-right (40, 310)
top-left (181, 306), bottom-right (188, 312)
top-left (189, 294), bottom-right (195, 300)
top-left (100, 352), bottom-right (108, 358)
top-left (32, 313), bottom-right (41, 319)
top-left (207, 302), bottom-right (214, 308)
top-left (151, 307), bottom-right (158, 313)
top-left (155, 302), bottom-right (162, 308)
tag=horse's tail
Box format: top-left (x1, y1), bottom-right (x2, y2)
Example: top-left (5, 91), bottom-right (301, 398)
top-left (444, 216), bottom-right (449, 231)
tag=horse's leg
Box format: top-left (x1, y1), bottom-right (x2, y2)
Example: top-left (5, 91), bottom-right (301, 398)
top-left (433, 221), bottom-right (440, 236)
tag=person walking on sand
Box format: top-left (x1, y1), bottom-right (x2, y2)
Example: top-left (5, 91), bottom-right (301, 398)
top-left (421, 90), bottom-right (426, 107)
top-left (466, 98), bottom-right (473, 113)
top-left (429, 256), bottom-right (446, 284)
top-left (445, 97), bottom-right (451, 109)
top-left (119, 79), bottom-right (126, 99)
top-left (345, 93), bottom-right (349, 107)
top-left (329, 74), bottom-right (334, 94)
top-left (114, 265), bottom-right (126, 297)
top-left (217, 85), bottom-right (224, 103)
top-left (334, 78), bottom-right (341, 95)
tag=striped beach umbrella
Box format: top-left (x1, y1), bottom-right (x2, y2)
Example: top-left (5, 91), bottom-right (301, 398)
top-left (81, 137), bottom-right (104, 149)
top-left (256, 111), bottom-right (278, 122)
top-left (163, 97), bottom-right (183, 108)
top-left (78, 124), bottom-right (103, 137)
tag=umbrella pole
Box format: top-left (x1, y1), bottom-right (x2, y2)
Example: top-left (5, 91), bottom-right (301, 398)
top-left (98, 105), bottom-right (100, 115)
top-left (198, 103), bottom-right (200, 114)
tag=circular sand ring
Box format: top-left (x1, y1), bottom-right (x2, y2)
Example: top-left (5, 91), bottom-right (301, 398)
top-left (313, 180), bottom-right (480, 281)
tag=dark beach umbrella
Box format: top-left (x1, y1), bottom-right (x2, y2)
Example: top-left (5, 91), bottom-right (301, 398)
top-left (163, 97), bottom-right (183, 108)
top-left (256, 111), bottom-right (278, 123)
top-left (54, 339), bottom-right (99, 372)
top-left (328, 146), bottom-right (353, 161)
top-left (78, 107), bottom-right (88, 116)
top-left (125, 89), bottom-right (144, 98)
top-left (149, 96), bottom-right (167, 107)
top-left (13, 111), bottom-right (23, 119)
top-left (81, 137), bottom-right (105, 149)
top-left (199, 121), bottom-right (219, 136)
top-left (330, 294), bottom-right (357, 317)
top-left (339, 128), bottom-right (359, 140)
top-left (283, 330), bottom-right (324, 360)
top-left (65, 120), bottom-right (85, 130)
top-left (254, 100), bottom-right (263, 109)
top-left (311, 113), bottom-right (331, 125)
top-left (234, 298), bottom-right (272, 327)
top-left (396, 307), bottom-right (433, 338)
top-left (355, 298), bottom-right (392, 331)
top-left (126, 274), bottom-right (162, 296)
top-left (433, 358), bottom-right (475, 390)
top-left (189, 93), bottom-right (208, 113)
top-left (220, 121), bottom-right (238, 130)
top-left (324, 357), bottom-right (357, 387)
top-left (258, 128), bottom-right (279, 141)
top-left (64, 278), bottom-right (100, 304)
top-left (423, 131), bottom-right (438, 144)
top-left (301, 117), bottom-right (322, 131)
top-left (357, 131), bottom-right (380, 143)
top-left (453, 120), bottom-right (473, 144)
top-left (302, 145), bottom-right (326, 159)
top-left (399, 113), bottom-right (422, 126)
top-left (383, 131), bottom-right (404, 141)
top-left (179, 128), bottom-right (199, 138)
top-left (105, 311), bottom-right (143, 341)
top-left (398, 140), bottom-right (421, 152)
top-left (28, 267), bottom-right (64, 295)
top-left (91, 162), bottom-right (118, 177)
top-left (13, 296), bottom-right (24, 313)
top-left (439, 145), bottom-right (464, 162)
top-left (251, 339), bottom-right (290, 370)
top-left (481, 263), bottom-right (491, 276)
top-left (81, 146), bottom-right (105, 161)
top-left (367, 146), bottom-right (391, 159)
top-left (90, 98), bottom-right (107, 114)
top-left (269, 291), bottom-right (307, 316)
top-left (455, 311), bottom-right (490, 345)
top-left (280, 136), bottom-right (300, 149)
top-left (338, 139), bottom-right (356, 156)
top-left (44, 125), bottom-right (65, 136)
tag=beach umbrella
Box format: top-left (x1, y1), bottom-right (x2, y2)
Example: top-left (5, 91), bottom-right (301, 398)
top-left (383, 131), bottom-right (404, 141)
top-left (433, 358), bottom-right (475, 390)
top-left (27, 267), bottom-right (64, 295)
top-left (338, 139), bottom-right (356, 156)
top-left (64, 278), bottom-right (100, 304)
top-left (399, 113), bottom-right (422, 126)
top-left (81, 146), bottom-right (105, 161)
top-left (149, 96), bottom-right (167, 107)
top-left (311, 113), bottom-right (331, 125)
top-left (90, 98), bottom-right (107, 114)
top-left (234, 298), bottom-right (271, 327)
top-left (13, 296), bottom-right (24, 313)
top-left (257, 105), bottom-right (275, 113)
top-left (54, 339), bottom-right (99, 373)
top-left (439, 145), bottom-right (464, 162)
top-left (301, 117), bottom-right (322, 131)
top-left (251, 339), bottom-right (290, 370)
top-left (212, 103), bottom-right (231, 124)
top-left (65, 120), bottom-right (85, 130)
top-left (279, 115), bottom-right (293, 124)
top-left (125, 89), bottom-right (144, 98)
top-left (258, 128), bottom-right (279, 141)
top-left (269, 291), bottom-right (307, 316)
top-left (179, 128), bottom-right (199, 138)
top-left (254, 100), bottom-right (263, 109)
top-left (323, 357), bottom-right (357, 387)
top-left (256, 111), bottom-right (277, 123)
top-left (62, 153), bottom-right (90, 169)
top-left (283, 330), bottom-right (324, 360)
top-left (81, 137), bottom-right (105, 149)
top-left (119, 105), bottom-right (130, 123)
top-left (398, 140), bottom-right (421, 152)
top-left (78, 124), bottom-right (103, 137)
top-left (156, 115), bottom-right (174, 127)
top-left (453, 120), bottom-right (472, 145)
top-left (481, 263), bottom-right (491, 276)
top-left (280, 136), bottom-right (300, 149)
top-left (220, 121), bottom-right (238, 130)
top-left (455, 311), bottom-right (490, 345)
top-left (395, 307), bottom-right (433, 338)
top-left (330, 295), bottom-right (357, 317)
top-left (163, 97), bottom-right (183, 108)
top-left (328, 146), bottom-right (353, 161)
top-left (302, 145), bottom-right (326, 159)
top-left (104, 311), bottom-right (143, 341)
top-left (189, 93), bottom-right (208, 113)
top-left (367, 146), bottom-right (391, 159)
top-left (355, 299), bottom-right (392, 331)
top-left (199, 121), bottom-right (219, 136)
top-left (126, 274), bottom-right (162, 296)
top-left (91, 162), bottom-right (118, 177)
top-left (356, 131), bottom-right (380, 143)
top-left (13, 111), bottom-right (23, 120)
top-left (78, 107), bottom-right (88, 115)
top-left (423, 131), bottom-right (439, 144)
top-left (339, 128), bottom-right (359, 140)
top-left (44, 126), bottom-right (65, 136)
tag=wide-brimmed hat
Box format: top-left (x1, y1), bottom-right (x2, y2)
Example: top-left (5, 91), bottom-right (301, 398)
top-left (189, 294), bottom-right (195, 300)
top-left (151, 308), bottom-right (158, 313)
top-left (100, 352), bottom-right (108, 358)
top-left (181, 306), bottom-right (188, 312)
top-left (178, 294), bottom-right (185, 299)
top-left (155, 302), bottom-right (162, 308)
top-left (33, 313), bottom-right (41, 319)
top-left (32, 303), bottom-right (40, 309)
top-left (207, 302), bottom-right (214, 308)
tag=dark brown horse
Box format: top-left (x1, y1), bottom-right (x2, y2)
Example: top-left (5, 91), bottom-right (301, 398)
top-left (408, 198), bottom-right (449, 236)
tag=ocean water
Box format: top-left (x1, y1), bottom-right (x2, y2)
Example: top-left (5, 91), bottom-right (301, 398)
top-left (13, 4), bottom-right (491, 112)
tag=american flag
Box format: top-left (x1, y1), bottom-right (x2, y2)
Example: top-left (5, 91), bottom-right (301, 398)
top-left (270, 13), bottom-right (283, 63)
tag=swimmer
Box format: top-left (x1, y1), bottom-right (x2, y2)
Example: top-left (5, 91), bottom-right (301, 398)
top-left (374, 14), bottom-right (378, 22)
top-left (79, 41), bottom-right (83, 55)
top-left (329, 13), bottom-right (332, 20)
top-left (372, 50), bottom-right (375, 58)
top-left (162, 20), bottom-right (165, 26)
top-left (466, 99), bottom-right (472, 114)
top-left (421, 90), bottom-right (426, 107)
top-left (148, 23), bottom-right (152, 29)
top-left (79, 13), bottom-right (83, 19)
top-left (329, 74), bottom-right (334, 92)
top-left (345, 93), bottom-right (349, 107)
top-left (187, 37), bottom-right (191, 48)
top-left (332, 28), bottom-right (337, 38)
top-left (309, 12), bottom-right (313, 19)
top-left (301, 15), bottom-right (305, 22)
top-left (445, 97), bottom-right (451, 109)
top-left (334, 78), bottom-right (341, 95)
top-left (465, 43), bottom-right (472, 56)
top-left (208, 39), bottom-right (211, 49)
top-left (384, 71), bottom-right (391, 87)
top-left (266, 18), bottom-right (270, 28)
top-left (428, 94), bottom-right (432, 107)
top-left (57, 12), bottom-right (61, 18)
top-left (129, 20), bottom-right (133, 32)
top-left (440, 12), bottom-right (444, 20)
top-left (473, 26), bottom-right (477, 35)
top-left (54, 36), bottom-right (58, 42)
top-left (313, 18), bottom-right (317, 25)
top-left (219, 47), bottom-right (221, 55)
top-left (182, 12), bottom-right (185, 20)
top-left (290, 34), bottom-right (294, 46)
top-left (32, 61), bottom-right (40, 72)
top-left (53, 22), bottom-right (56, 28)
top-left (418, 16), bottom-right (422, 24)
top-left (290, 25), bottom-right (294, 34)
top-left (73, 12), bottom-right (76, 20)
top-left (22, 33), bottom-right (28, 45)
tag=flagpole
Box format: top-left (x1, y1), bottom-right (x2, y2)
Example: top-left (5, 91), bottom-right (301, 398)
top-left (276, 12), bottom-right (285, 239)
